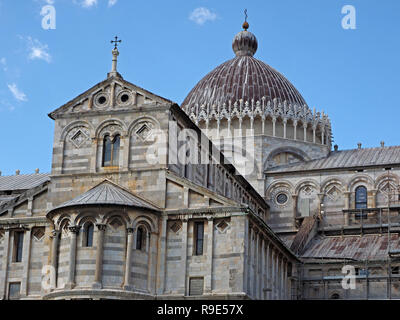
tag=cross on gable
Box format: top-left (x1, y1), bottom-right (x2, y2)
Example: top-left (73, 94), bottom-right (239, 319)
top-left (111, 36), bottom-right (122, 49)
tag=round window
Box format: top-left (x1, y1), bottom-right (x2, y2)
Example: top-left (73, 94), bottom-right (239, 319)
top-left (276, 193), bottom-right (288, 205)
top-left (121, 94), bottom-right (130, 103)
top-left (97, 95), bottom-right (107, 105)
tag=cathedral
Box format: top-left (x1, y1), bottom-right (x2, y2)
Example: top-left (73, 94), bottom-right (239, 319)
top-left (0, 19), bottom-right (399, 300)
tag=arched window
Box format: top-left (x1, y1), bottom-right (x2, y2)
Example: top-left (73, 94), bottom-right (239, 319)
top-left (136, 226), bottom-right (146, 251)
top-left (84, 223), bottom-right (94, 247)
top-left (330, 293), bottom-right (340, 300)
top-left (102, 134), bottom-right (120, 167)
top-left (355, 186), bottom-right (368, 209)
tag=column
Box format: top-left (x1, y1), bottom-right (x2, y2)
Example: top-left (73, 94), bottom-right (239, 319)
top-left (260, 239), bottom-right (265, 299)
top-left (371, 190), bottom-right (377, 208)
top-left (265, 242), bottom-right (270, 300)
top-left (21, 228), bottom-right (32, 297)
top-left (205, 218), bottom-right (214, 293)
top-left (147, 232), bottom-right (154, 293)
top-left (271, 249), bottom-right (275, 299)
top-left (272, 117), bottom-right (276, 137)
top-left (123, 227), bottom-right (135, 290)
top-left (122, 135), bottom-right (129, 171)
top-left (261, 117), bottom-right (265, 135)
top-left (246, 226), bottom-right (252, 296)
top-left (321, 129), bottom-right (325, 145)
top-left (312, 126), bottom-right (316, 144)
top-left (303, 124), bottom-right (308, 142)
top-left (293, 120), bottom-right (298, 140)
top-left (50, 230), bottom-right (60, 281)
top-left (90, 138), bottom-right (98, 173)
top-left (93, 224), bottom-right (106, 289)
top-left (156, 214), bottom-right (168, 295)
top-left (27, 197), bottom-right (33, 217)
top-left (0, 230), bottom-right (10, 299)
top-left (283, 119), bottom-right (287, 139)
top-left (292, 194), bottom-right (298, 224)
top-left (254, 230), bottom-right (259, 299)
top-left (66, 226), bottom-right (80, 289)
top-left (180, 219), bottom-right (188, 295)
top-left (344, 191), bottom-right (351, 226)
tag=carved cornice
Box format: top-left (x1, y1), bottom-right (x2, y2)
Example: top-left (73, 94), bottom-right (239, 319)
top-left (184, 97), bottom-right (332, 141)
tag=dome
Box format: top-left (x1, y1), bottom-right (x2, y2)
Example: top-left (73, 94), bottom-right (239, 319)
top-left (182, 25), bottom-right (307, 110)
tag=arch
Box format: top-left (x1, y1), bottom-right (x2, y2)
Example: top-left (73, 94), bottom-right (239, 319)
top-left (321, 177), bottom-right (345, 193)
top-left (330, 292), bottom-right (341, 300)
top-left (60, 120), bottom-right (94, 141)
top-left (294, 179), bottom-right (320, 195)
top-left (102, 210), bottom-right (130, 226)
top-left (375, 172), bottom-right (400, 190)
top-left (348, 174), bottom-right (374, 192)
top-left (55, 213), bottom-right (72, 230)
top-left (266, 180), bottom-right (295, 198)
top-left (74, 211), bottom-right (98, 227)
top-left (128, 116), bottom-right (161, 136)
top-left (95, 118), bottom-right (127, 138)
top-left (264, 146), bottom-right (310, 170)
top-left (132, 215), bottom-right (156, 233)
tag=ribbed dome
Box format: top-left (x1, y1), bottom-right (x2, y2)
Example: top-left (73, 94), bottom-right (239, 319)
top-left (182, 28), bottom-right (307, 109)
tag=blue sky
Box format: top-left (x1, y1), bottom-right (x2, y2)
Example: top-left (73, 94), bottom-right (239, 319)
top-left (0, 0), bottom-right (399, 175)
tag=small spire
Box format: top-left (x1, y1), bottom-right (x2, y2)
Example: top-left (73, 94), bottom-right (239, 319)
top-left (242, 9), bottom-right (249, 30)
top-left (108, 36), bottom-right (122, 79)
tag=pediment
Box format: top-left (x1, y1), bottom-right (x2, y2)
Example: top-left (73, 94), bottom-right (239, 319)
top-left (48, 76), bottom-right (174, 119)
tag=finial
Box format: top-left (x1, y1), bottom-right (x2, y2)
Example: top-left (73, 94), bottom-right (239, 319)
top-left (111, 36), bottom-right (122, 50)
top-left (35, 168), bottom-right (40, 174)
top-left (242, 9), bottom-right (249, 30)
top-left (357, 142), bottom-right (362, 149)
top-left (381, 141), bottom-right (385, 148)
top-left (108, 36), bottom-right (122, 79)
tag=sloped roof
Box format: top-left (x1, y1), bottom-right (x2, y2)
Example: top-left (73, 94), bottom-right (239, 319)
top-left (0, 173), bottom-right (50, 191)
top-left (50, 180), bottom-right (159, 213)
top-left (267, 146), bottom-right (400, 173)
top-left (48, 76), bottom-right (174, 120)
top-left (0, 195), bottom-right (18, 206)
top-left (301, 233), bottom-right (400, 261)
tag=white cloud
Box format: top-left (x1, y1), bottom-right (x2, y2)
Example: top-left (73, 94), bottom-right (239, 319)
top-left (72, 0), bottom-right (117, 8)
top-left (24, 37), bottom-right (52, 63)
top-left (7, 83), bottom-right (27, 102)
top-left (0, 58), bottom-right (7, 72)
top-left (189, 7), bottom-right (217, 25)
top-left (108, 0), bottom-right (117, 7)
top-left (80, 0), bottom-right (97, 8)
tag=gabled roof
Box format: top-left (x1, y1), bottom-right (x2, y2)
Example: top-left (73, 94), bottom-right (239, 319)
top-left (48, 75), bottom-right (174, 120)
top-left (266, 146), bottom-right (400, 174)
top-left (302, 233), bottom-right (400, 261)
top-left (49, 180), bottom-right (160, 213)
top-left (0, 173), bottom-right (50, 191)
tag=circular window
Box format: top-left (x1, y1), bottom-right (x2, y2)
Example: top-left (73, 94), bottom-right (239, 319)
top-left (98, 96), bottom-right (107, 105)
top-left (276, 193), bottom-right (288, 205)
top-left (94, 93), bottom-right (109, 108)
top-left (117, 91), bottom-right (132, 105)
top-left (121, 94), bottom-right (129, 103)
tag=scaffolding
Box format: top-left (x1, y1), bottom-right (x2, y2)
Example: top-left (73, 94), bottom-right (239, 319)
top-left (300, 178), bottom-right (400, 300)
